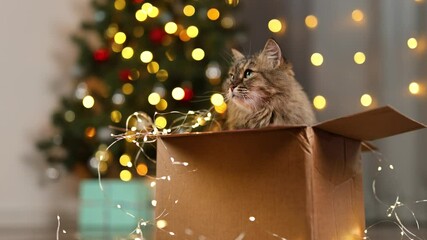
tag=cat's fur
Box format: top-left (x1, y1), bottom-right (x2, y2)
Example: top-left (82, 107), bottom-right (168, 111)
top-left (224, 39), bottom-right (316, 129)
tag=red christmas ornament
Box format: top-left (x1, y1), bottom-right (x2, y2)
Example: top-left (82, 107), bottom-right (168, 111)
top-left (149, 28), bottom-right (166, 44)
top-left (93, 48), bottom-right (109, 62)
top-left (119, 69), bottom-right (131, 82)
top-left (183, 87), bottom-right (194, 101)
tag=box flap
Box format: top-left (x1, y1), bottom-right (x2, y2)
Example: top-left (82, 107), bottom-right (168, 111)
top-left (314, 106), bottom-right (426, 141)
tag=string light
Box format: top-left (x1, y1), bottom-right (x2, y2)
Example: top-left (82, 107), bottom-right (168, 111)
top-left (85, 127), bottom-right (96, 138)
top-left (214, 102), bottom-right (227, 114)
top-left (310, 52), bottom-right (324, 66)
top-left (122, 83), bottom-right (134, 95)
top-left (156, 99), bottom-right (168, 111)
top-left (156, 69), bottom-right (169, 82)
top-left (114, 0), bottom-right (126, 11)
top-left (313, 95), bottom-right (327, 110)
top-left (136, 163), bottom-right (148, 176)
top-left (221, 16), bottom-right (235, 28)
top-left (141, 3), bottom-right (153, 14)
top-left (148, 6), bottom-right (159, 18)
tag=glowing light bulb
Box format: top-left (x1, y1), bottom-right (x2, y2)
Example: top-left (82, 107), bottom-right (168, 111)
top-left (122, 83), bottom-right (134, 95)
top-left (207, 8), bottom-right (220, 21)
top-left (214, 102), bottom-right (227, 114)
top-left (82, 95), bottom-right (95, 108)
top-left (354, 52), bottom-right (366, 64)
top-left (313, 95), bottom-right (326, 110)
top-left (311, 53), bottom-right (324, 66)
top-left (148, 6), bottom-right (159, 18)
top-left (156, 220), bottom-right (168, 229)
top-left (114, 32), bottom-right (126, 44)
top-left (164, 22), bottom-right (178, 34)
top-left (268, 19), bottom-right (283, 33)
top-left (120, 170), bottom-right (132, 182)
top-left (121, 47), bottom-right (134, 59)
top-left (352, 9), bottom-right (364, 22)
top-left (407, 38), bottom-right (418, 49)
top-left (148, 92), bottom-right (161, 105)
top-left (114, 0), bottom-right (126, 10)
top-left (305, 15), bottom-right (318, 29)
top-left (409, 82), bottom-right (420, 95)
top-left (360, 94), bottom-right (372, 107)
top-left (183, 5), bottom-right (195, 17)
top-left (172, 87), bottom-right (185, 100)
top-left (140, 51), bottom-right (153, 63)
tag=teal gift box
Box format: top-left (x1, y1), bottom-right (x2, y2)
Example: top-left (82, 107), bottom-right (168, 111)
top-left (79, 179), bottom-right (154, 240)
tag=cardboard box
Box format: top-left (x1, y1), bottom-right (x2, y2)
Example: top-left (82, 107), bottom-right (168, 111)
top-left (155, 106), bottom-right (425, 240)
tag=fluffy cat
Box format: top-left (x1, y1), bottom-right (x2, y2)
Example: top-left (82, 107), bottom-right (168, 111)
top-left (224, 39), bottom-right (316, 129)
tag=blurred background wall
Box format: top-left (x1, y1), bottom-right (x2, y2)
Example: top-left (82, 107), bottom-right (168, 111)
top-left (1, 0), bottom-right (426, 239)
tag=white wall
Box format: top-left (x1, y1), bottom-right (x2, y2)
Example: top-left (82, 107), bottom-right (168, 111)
top-left (0, 1), bottom-right (89, 238)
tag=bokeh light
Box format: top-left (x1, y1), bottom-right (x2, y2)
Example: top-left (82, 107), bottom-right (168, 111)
top-left (122, 83), bottom-right (134, 95)
top-left (156, 99), bottom-right (168, 111)
top-left (352, 9), bottom-right (364, 22)
top-left (82, 95), bottom-right (95, 108)
top-left (148, 92), bottom-right (161, 105)
top-left (407, 38), bottom-right (418, 49)
top-left (147, 61), bottom-right (160, 74)
top-left (214, 102), bottom-right (227, 114)
top-left (120, 170), bottom-right (132, 182)
top-left (121, 47), bottom-right (134, 59)
top-left (360, 94), bottom-right (372, 107)
top-left (409, 82), bottom-right (420, 95)
top-left (136, 10), bottom-right (148, 22)
top-left (64, 110), bottom-right (75, 122)
top-left (172, 87), bottom-right (185, 100)
top-left (186, 26), bottom-right (199, 38)
top-left (207, 8), bottom-right (220, 21)
top-left (136, 163), bottom-right (148, 176)
top-left (192, 48), bottom-right (205, 61)
top-left (305, 15), bottom-right (318, 29)
top-left (140, 51), bottom-right (153, 63)
top-left (313, 95), bottom-right (327, 110)
top-left (183, 5), bottom-right (195, 17)
top-left (354, 52), bottom-right (366, 64)
top-left (114, 32), bottom-right (127, 44)
top-left (156, 69), bottom-right (169, 82)
top-left (311, 53), bottom-right (324, 66)
top-left (110, 110), bottom-right (122, 123)
top-left (268, 19), bottom-right (283, 33)
top-left (155, 116), bottom-right (167, 129)
top-left (210, 93), bottom-right (224, 106)
top-left (164, 22), bottom-right (178, 34)
top-left (119, 154), bottom-right (131, 166)
top-left (85, 127), bottom-right (96, 138)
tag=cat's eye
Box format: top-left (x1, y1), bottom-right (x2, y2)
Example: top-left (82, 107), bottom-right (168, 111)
top-left (244, 69), bottom-right (253, 78)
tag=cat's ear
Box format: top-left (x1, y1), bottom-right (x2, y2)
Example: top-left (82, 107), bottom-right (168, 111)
top-left (262, 38), bottom-right (283, 68)
top-left (231, 48), bottom-right (245, 61)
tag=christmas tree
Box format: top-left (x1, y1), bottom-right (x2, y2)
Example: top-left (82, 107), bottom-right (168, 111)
top-left (37, 0), bottom-right (245, 179)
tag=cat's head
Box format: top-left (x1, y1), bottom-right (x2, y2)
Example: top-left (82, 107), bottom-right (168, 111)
top-left (224, 38), bottom-right (292, 111)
